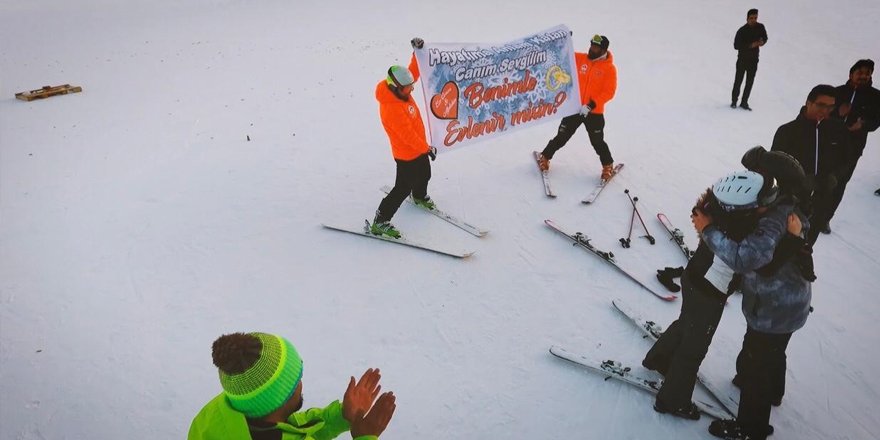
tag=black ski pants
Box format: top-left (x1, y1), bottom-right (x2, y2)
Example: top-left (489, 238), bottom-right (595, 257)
top-left (540, 113), bottom-right (614, 166)
top-left (806, 176), bottom-right (838, 244)
top-left (643, 275), bottom-right (727, 408)
top-left (828, 138), bottom-right (867, 223)
top-left (732, 59), bottom-right (758, 105)
top-left (735, 327), bottom-right (793, 440)
top-left (375, 153), bottom-right (431, 223)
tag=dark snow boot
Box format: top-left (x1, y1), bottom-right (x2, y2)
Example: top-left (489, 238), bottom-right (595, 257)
top-left (709, 419), bottom-right (751, 439)
top-left (653, 399), bottom-right (701, 420)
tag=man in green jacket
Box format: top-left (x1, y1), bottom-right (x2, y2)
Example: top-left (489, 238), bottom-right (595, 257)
top-left (189, 332), bottom-right (396, 440)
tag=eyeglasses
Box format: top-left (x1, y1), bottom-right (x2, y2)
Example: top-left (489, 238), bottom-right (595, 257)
top-left (811, 101), bottom-right (835, 110)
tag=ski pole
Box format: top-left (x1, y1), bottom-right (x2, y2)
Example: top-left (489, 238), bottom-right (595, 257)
top-left (620, 203), bottom-right (636, 248)
top-left (625, 189), bottom-right (656, 245)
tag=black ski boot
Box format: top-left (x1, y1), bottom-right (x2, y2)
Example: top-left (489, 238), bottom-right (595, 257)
top-left (653, 399), bottom-right (700, 420)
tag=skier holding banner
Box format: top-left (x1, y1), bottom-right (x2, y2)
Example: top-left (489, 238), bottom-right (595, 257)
top-left (538, 34), bottom-right (618, 181)
top-left (370, 39), bottom-right (437, 239)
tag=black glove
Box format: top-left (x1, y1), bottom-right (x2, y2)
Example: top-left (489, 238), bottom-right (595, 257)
top-left (797, 243), bottom-right (817, 282)
top-left (428, 146), bottom-right (437, 161)
top-left (411, 37), bottom-right (424, 49)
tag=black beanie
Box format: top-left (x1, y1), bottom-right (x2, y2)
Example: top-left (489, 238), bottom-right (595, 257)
top-left (850, 59), bottom-right (875, 75)
top-left (590, 34), bottom-right (610, 51)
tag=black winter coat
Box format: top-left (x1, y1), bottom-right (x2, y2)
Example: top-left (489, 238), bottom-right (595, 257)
top-left (833, 81), bottom-right (880, 154)
top-left (771, 107), bottom-right (852, 185)
top-left (733, 23), bottom-right (768, 63)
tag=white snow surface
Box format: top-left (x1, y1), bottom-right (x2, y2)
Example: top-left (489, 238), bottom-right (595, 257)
top-left (2, 1), bottom-right (879, 439)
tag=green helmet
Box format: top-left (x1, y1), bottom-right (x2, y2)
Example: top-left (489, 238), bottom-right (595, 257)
top-left (386, 65), bottom-right (415, 88)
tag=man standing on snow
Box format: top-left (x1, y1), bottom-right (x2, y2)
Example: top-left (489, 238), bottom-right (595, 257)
top-left (537, 34), bottom-right (618, 182)
top-left (370, 40), bottom-right (437, 239)
top-left (730, 9), bottom-right (767, 111)
top-left (189, 332), bottom-right (396, 440)
top-left (771, 85), bottom-right (851, 244)
top-left (828, 59), bottom-right (880, 220)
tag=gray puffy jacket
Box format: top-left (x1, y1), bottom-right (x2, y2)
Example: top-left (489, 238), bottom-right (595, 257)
top-left (702, 203), bottom-right (812, 334)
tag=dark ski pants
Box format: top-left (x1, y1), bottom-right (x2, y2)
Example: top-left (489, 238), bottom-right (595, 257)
top-left (732, 59), bottom-right (758, 105)
top-left (375, 153), bottom-right (431, 223)
top-left (735, 328), bottom-right (793, 440)
top-left (643, 276), bottom-right (727, 408)
top-left (806, 181), bottom-right (837, 244)
top-left (828, 146), bottom-right (865, 223)
top-left (540, 113), bottom-right (614, 166)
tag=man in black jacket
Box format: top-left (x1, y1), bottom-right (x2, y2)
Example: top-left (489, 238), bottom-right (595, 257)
top-left (771, 85), bottom-right (852, 245)
top-left (828, 59), bottom-right (880, 224)
top-left (731, 9), bottom-right (768, 111)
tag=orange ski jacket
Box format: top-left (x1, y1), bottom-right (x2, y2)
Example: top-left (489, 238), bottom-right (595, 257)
top-left (375, 59), bottom-right (429, 161)
top-left (573, 50), bottom-right (617, 114)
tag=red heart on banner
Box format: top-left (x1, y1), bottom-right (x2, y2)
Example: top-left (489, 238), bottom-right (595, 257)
top-left (430, 81), bottom-right (459, 120)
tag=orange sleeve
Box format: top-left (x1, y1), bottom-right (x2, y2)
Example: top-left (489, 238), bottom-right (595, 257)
top-left (593, 64), bottom-right (617, 108)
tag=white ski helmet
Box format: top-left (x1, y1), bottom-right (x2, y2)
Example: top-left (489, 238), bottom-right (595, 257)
top-left (713, 170), bottom-right (778, 211)
top-left (386, 65), bottom-right (415, 88)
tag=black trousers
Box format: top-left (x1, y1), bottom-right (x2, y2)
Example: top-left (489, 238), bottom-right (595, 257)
top-left (732, 59), bottom-right (758, 104)
top-left (643, 276), bottom-right (727, 408)
top-left (375, 153), bottom-right (431, 223)
top-left (807, 179), bottom-right (837, 244)
top-left (735, 327), bottom-right (793, 440)
top-left (540, 113), bottom-right (614, 166)
top-left (828, 143), bottom-right (866, 223)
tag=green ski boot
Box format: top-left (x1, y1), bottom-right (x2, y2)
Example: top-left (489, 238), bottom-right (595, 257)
top-left (369, 221), bottom-right (401, 239)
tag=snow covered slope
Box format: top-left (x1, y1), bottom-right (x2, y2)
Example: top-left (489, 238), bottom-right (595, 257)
top-left (1, 1), bottom-right (878, 438)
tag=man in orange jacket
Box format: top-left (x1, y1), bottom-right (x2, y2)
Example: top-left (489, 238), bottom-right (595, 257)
top-left (538, 34), bottom-right (618, 181)
top-left (371, 48), bottom-right (436, 239)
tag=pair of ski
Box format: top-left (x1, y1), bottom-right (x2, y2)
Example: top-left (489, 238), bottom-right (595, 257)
top-left (657, 213), bottom-right (694, 259)
top-left (550, 298), bottom-right (739, 420)
top-left (322, 186), bottom-right (488, 258)
top-left (533, 151), bottom-right (623, 203)
top-left (545, 219), bottom-right (676, 301)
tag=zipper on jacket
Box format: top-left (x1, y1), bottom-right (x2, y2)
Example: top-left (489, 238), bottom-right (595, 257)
top-left (814, 122), bottom-right (819, 176)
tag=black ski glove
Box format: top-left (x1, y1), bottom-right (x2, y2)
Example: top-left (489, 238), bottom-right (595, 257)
top-left (411, 37), bottom-right (424, 49)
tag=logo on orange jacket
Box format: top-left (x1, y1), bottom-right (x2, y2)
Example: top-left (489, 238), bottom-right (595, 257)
top-left (408, 104), bottom-right (416, 115)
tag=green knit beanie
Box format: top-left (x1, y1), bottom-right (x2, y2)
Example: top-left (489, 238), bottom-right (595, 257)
top-left (215, 333), bottom-right (303, 418)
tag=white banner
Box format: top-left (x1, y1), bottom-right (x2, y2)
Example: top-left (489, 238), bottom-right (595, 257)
top-left (414, 25), bottom-right (580, 152)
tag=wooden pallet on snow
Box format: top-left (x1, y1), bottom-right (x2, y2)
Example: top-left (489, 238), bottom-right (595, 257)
top-left (15, 84), bottom-right (83, 101)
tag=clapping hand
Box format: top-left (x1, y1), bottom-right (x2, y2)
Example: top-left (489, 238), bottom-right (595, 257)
top-left (343, 368), bottom-right (382, 423)
top-left (350, 391), bottom-right (396, 438)
top-left (343, 368), bottom-right (396, 438)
